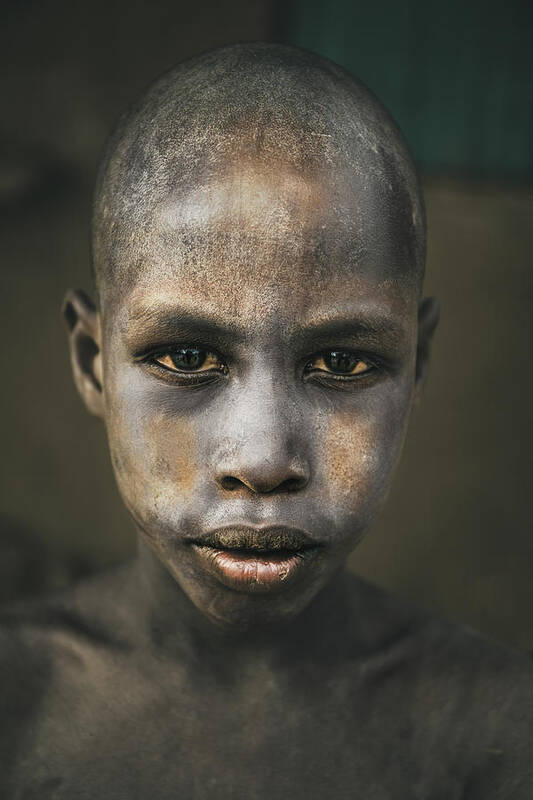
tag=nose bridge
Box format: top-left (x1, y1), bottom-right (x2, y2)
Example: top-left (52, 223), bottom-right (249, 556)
top-left (214, 368), bottom-right (309, 494)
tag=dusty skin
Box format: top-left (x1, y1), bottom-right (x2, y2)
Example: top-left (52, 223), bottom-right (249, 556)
top-left (2, 44), bottom-right (532, 798)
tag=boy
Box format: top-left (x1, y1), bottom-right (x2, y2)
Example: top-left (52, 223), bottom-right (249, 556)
top-left (2, 43), bottom-right (532, 798)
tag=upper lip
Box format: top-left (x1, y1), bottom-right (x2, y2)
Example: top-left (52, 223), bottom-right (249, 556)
top-left (189, 525), bottom-right (321, 553)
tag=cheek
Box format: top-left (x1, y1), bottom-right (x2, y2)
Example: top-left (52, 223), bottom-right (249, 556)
top-left (143, 416), bottom-right (198, 494)
top-left (322, 396), bottom-right (409, 516)
top-left (106, 391), bottom-right (200, 533)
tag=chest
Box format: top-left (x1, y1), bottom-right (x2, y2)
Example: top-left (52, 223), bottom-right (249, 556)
top-left (6, 654), bottom-right (468, 800)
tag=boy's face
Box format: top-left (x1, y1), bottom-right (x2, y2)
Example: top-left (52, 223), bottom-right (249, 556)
top-left (70, 157), bottom-right (430, 629)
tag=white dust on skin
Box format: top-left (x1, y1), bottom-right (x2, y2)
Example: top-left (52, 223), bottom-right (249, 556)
top-left (100, 159), bottom-right (418, 312)
top-left (99, 161), bottom-right (419, 561)
top-left (321, 394), bottom-right (412, 518)
top-left (104, 363), bottom-right (201, 547)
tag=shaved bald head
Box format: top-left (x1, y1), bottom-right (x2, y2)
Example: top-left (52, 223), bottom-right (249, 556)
top-left (92, 42), bottom-right (426, 300)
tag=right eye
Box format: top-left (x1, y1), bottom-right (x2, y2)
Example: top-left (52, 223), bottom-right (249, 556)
top-left (146, 346), bottom-right (228, 385)
top-left (154, 347), bottom-right (223, 373)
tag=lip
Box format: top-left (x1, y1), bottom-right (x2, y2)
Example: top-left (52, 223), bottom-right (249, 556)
top-left (189, 525), bottom-right (323, 594)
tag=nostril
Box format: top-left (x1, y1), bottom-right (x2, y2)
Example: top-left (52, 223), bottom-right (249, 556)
top-left (219, 476), bottom-right (243, 491)
top-left (281, 477), bottom-right (306, 493)
top-left (218, 473), bottom-right (308, 494)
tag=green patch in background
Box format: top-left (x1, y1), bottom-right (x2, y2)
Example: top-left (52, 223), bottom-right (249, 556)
top-left (276, 0), bottom-right (532, 179)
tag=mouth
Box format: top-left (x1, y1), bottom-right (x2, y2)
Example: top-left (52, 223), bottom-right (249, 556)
top-left (189, 525), bottom-right (323, 594)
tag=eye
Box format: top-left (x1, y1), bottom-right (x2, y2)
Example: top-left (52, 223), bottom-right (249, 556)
top-left (305, 350), bottom-right (375, 379)
top-left (148, 347), bottom-right (228, 383)
top-left (154, 347), bottom-right (223, 372)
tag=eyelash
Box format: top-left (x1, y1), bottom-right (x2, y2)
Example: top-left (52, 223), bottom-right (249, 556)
top-left (140, 347), bottom-right (383, 387)
top-left (305, 365), bottom-right (376, 384)
top-left (303, 353), bottom-right (380, 389)
top-left (142, 348), bottom-right (226, 387)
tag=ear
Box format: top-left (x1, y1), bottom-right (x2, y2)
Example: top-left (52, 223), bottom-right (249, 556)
top-left (62, 289), bottom-right (104, 419)
top-left (415, 297), bottom-right (439, 400)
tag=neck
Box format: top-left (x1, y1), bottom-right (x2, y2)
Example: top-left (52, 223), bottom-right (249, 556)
top-left (125, 538), bottom-right (360, 674)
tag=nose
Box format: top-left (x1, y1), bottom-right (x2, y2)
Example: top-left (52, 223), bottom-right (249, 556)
top-left (217, 458), bottom-right (309, 494)
top-left (214, 381), bottom-right (310, 495)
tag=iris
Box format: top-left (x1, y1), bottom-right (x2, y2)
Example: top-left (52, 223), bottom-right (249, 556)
top-left (170, 348), bottom-right (206, 371)
top-left (325, 351), bottom-right (359, 374)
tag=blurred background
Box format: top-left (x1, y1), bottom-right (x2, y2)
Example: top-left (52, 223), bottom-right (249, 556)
top-left (1, 0), bottom-right (531, 651)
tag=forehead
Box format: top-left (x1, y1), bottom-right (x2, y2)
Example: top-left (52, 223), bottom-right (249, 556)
top-left (103, 160), bottom-right (419, 330)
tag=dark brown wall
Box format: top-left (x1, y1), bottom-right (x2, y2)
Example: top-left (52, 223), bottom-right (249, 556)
top-left (1, 1), bottom-right (532, 651)
top-left (352, 179), bottom-right (533, 653)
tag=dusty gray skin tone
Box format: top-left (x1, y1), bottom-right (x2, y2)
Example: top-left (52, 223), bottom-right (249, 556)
top-left (1, 44), bottom-right (532, 798)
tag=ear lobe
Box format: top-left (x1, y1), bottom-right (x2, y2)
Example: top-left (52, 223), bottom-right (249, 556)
top-left (415, 296), bottom-right (439, 398)
top-left (62, 289), bottom-right (104, 419)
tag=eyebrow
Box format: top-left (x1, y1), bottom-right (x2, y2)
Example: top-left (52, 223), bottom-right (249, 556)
top-left (123, 306), bottom-right (248, 352)
top-left (122, 302), bottom-right (407, 353)
top-left (295, 314), bottom-right (406, 350)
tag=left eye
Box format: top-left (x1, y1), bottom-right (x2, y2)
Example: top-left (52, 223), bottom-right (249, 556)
top-left (306, 350), bottom-right (374, 376)
top-left (153, 347), bottom-right (224, 373)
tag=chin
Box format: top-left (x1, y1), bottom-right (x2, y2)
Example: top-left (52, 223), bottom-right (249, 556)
top-left (171, 548), bottom-right (342, 633)
top-left (194, 588), bottom-right (322, 632)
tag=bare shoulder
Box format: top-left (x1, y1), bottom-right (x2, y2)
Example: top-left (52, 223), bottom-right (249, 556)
top-left (0, 559), bottom-right (136, 660)
top-left (419, 609), bottom-right (533, 797)
top-left (343, 575), bottom-right (533, 797)
top-left (0, 563), bottom-right (137, 779)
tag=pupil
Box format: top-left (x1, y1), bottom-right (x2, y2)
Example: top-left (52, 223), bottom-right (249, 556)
top-left (326, 351), bottom-right (356, 373)
top-left (170, 348), bottom-right (205, 370)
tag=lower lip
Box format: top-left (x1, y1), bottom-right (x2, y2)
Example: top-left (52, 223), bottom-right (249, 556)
top-left (192, 545), bottom-right (317, 593)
